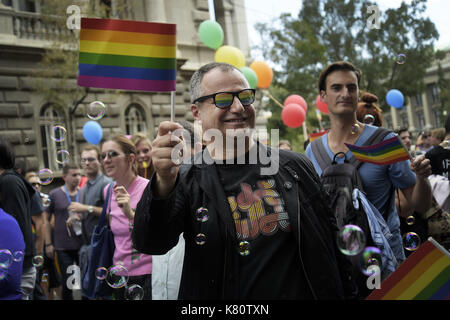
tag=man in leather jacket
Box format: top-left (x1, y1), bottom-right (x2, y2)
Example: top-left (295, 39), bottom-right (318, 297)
top-left (132, 62), bottom-right (356, 299)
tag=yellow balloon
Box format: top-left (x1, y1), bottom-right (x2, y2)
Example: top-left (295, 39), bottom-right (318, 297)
top-left (233, 47), bottom-right (246, 69)
top-left (215, 45), bottom-right (245, 69)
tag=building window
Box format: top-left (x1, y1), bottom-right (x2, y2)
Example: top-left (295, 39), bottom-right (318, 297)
top-left (39, 104), bottom-right (69, 172)
top-left (414, 94), bottom-right (423, 107)
top-left (401, 113), bottom-right (408, 127)
top-left (428, 84), bottom-right (440, 104)
top-left (433, 109), bottom-right (442, 127)
top-left (125, 104), bottom-right (147, 135)
top-left (385, 117), bottom-right (393, 130)
top-left (417, 112), bottom-right (425, 130)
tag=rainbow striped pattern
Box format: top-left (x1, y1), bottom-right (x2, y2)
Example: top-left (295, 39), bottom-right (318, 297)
top-left (78, 18), bottom-right (176, 92)
top-left (344, 136), bottom-right (410, 165)
top-left (367, 238), bottom-right (450, 300)
top-left (309, 130), bottom-right (328, 142)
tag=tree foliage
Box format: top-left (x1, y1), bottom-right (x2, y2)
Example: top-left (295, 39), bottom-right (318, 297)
top-left (254, 0), bottom-right (439, 150)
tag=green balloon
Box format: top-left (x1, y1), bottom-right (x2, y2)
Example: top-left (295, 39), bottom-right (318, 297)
top-left (240, 67), bottom-right (258, 89)
top-left (198, 20), bottom-right (224, 50)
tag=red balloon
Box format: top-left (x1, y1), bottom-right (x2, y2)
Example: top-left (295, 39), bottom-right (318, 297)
top-left (315, 95), bottom-right (329, 114)
top-left (281, 103), bottom-right (306, 128)
top-left (284, 94), bottom-right (307, 112)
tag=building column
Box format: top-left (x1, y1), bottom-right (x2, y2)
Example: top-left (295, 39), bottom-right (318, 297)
top-left (406, 99), bottom-right (416, 132)
top-left (422, 92), bottom-right (432, 129)
top-left (146, 0), bottom-right (166, 23)
top-left (223, 1), bottom-right (235, 46)
top-left (390, 107), bottom-right (399, 129)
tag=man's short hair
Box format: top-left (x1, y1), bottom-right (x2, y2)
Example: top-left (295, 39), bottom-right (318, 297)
top-left (82, 145), bottom-right (101, 160)
top-left (62, 163), bottom-right (80, 175)
top-left (190, 62), bottom-right (240, 103)
top-left (394, 126), bottom-right (410, 136)
top-left (0, 136), bottom-right (15, 170)
top-left (318, 61), bottom-right (362, 92)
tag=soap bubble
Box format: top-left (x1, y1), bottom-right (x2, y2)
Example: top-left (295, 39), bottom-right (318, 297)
top-left (196, 207), bottom-right (209, 222)
top-left (50, 125), bottom-right (67, 142)
top-left (126, 284), bottom-right (145, 300)
top-left (38, 168), bottom-right (54, 185)
top-left (396, 53), bottom-right (406, 65)
top-left (0, 269), bottom-right (6, 280)
top-left (87, 101), bottom-right (106, 120)
top-left (12, 251), bottom-right (24, 262)
top-left (0, 249), bottom-right (13, 269)
top-left (351, 123), bottom-right (360, 135)
top-left (360, 246), bottom-right (382, 276)
top-left (363, 114), bottom-right (375, 125)
top-left (106, 265), bottom-right (129, 289)
top-left (32, 255), bottom-right (44, 267)
top-left (95, 267), bottom-right (108, 280)
top-left (195, 233), bottom-right (206, 246)
top-left (442, 140), bottom-right (450, 150)
top-left (56, 150), bottom-right (70, 164)
top-left (406, 216), bottom-right (415, 226)
top-left (337, 225), bottom-right (366, 256)
top-left (238, 241), bottom-right (251, 256)
top-left (403, 232), bottom-right (421, 251)
top-left (41, 273), bottom-right (49, 283)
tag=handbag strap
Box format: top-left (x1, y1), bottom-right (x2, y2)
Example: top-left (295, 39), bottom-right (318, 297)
top-left (98, 183), bottom-right (114, 228)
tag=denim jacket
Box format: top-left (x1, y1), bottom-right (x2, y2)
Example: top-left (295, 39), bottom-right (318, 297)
top-left (352, 189), bottom-right (403, 280)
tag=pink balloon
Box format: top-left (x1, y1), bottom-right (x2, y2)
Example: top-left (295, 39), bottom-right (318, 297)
top-left (315, 95), bottom-right (329, 114)
top-left (281, 104), bottom-right (306, 128)
top-left (284, 94), bottom-right (307, 112)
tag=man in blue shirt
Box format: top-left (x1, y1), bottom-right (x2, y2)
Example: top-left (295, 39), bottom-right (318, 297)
top-left (305, 61), bottom-right (432, 264)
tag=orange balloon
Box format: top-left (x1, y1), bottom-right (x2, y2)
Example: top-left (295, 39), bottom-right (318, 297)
top-left (249, 61), bottom-right (273, 89)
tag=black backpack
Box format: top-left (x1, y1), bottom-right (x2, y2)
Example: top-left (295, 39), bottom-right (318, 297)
top-left (311, 127), bottom-right (391, 298)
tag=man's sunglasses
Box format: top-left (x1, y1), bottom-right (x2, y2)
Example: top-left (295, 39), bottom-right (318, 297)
top-left (192, 89), bottom-right (256, 109)
top-left (100, 151), bottom-right (121, 160)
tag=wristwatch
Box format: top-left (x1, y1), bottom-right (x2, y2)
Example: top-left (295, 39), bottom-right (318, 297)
top-left (88, 205), bottom-right (94, 214)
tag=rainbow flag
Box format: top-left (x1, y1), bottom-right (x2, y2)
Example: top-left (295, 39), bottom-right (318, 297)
top-left (344, 136), bottom-right (410, 165)
top-left (367, 238), bottom-right (450, 300)
top-left (309, 130), bottom-right (328, 142)
top-left (78, 18), bottom-right (176, 92)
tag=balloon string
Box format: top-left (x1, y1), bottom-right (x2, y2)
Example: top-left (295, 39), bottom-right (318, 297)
top-left (265, 92), bottom-right (284, 108)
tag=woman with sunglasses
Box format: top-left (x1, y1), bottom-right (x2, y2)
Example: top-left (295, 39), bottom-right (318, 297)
top-left (100, 134), bottom-right (152, 300)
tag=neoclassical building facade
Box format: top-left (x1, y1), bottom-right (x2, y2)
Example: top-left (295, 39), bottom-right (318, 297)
top-left (0, 0), bottom-right (267, 185)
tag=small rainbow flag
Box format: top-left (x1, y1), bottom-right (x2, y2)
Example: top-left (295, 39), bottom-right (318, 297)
top-left (309, 130), bottom-right (328, 142)
top-left (344, 136), bottom-right (410, 165)
top-left (78, 18), bottom-right (176, 92)
top-left (366, 238), bottom-right (450, 300)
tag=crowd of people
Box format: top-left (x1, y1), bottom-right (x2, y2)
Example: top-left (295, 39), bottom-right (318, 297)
top-left (0, 61), bottom-right (449, 300)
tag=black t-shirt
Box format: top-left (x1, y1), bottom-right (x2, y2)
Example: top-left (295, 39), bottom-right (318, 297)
top-left (426, 146), bottom-right (450, 178)
top-left (215, 149), bottom-right (306, 299)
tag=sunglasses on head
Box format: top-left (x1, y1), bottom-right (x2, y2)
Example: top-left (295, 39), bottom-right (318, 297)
top-left (100, 151), bottom-right (121, 160)
top-left (192, 89), bottom-right (256, 109)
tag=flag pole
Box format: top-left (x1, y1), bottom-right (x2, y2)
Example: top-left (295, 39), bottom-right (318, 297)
top-left (208, 0), bottom-right (216, 21)
top-left (170, 91), bottom-right (175, 122)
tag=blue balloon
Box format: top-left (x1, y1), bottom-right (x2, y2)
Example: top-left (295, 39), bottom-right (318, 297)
top-left (386, 89), bottom-right (404, 109)
top-left (83, 121), bottom-right (103, 144)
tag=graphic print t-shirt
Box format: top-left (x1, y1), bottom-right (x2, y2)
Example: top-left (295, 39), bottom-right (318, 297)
top-left (215, 154), bottom-right (306, 299)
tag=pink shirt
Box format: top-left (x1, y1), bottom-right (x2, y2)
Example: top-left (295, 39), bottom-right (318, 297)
top-left (104, 176), bottom-right (152, 276)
